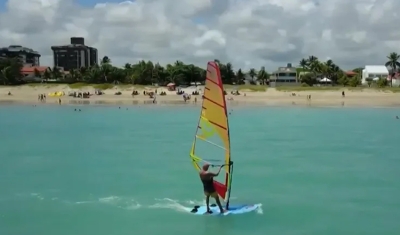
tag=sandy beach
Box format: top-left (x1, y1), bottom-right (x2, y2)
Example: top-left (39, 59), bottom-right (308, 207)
top-left (1, 85), bottom-right (400, 107)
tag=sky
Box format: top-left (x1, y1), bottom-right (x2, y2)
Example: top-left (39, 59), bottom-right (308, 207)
top-left (0, 0), bottom-right (399, 71)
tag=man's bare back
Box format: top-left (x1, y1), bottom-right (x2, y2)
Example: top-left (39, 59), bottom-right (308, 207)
top-left (199, 163), bottom-right (226, 214)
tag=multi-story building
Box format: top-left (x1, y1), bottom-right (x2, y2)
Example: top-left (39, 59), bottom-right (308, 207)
top-left (269, 63), bottom-right (298, 87)
top-left (0, 45), bottom-right (40, 66)
top-left (51, 37), bottom-right (98, 71)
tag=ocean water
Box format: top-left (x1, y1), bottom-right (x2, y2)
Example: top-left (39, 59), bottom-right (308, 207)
top-left (0, 105), bottom-right (399, 235)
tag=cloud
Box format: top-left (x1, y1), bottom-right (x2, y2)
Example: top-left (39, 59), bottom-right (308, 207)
top-left (0, 0), bottom-right (399, 71)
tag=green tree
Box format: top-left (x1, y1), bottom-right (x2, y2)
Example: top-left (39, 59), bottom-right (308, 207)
top-left (337, 75), bottom-right (348, 86)
top-left (0, 57), bottom-right (23, 85)
top-left (385, 52), bottom-right (400, 87)
top-left (300, 73), bottom-right (316, 86)
top-left (236, 69), bottom-right (245, 85)
top-left (376, 78), bottom-right (388, 88)
top-left (0, 55), bottom-right (362, 87)
top-left (348, 76), bottom-right (360, 87)
top-left (257, 66), bottom-right (269, 85)
top-left (248, 68), bottom-right (257, 84)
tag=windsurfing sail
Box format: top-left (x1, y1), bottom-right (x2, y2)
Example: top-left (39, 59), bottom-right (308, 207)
top-left (189, 61), bottom-right (233, 208)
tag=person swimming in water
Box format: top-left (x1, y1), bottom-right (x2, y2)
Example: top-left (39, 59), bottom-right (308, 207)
top-left (199, 163), bottom-right (226, 214)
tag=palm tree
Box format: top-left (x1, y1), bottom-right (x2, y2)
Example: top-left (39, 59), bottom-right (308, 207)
top-left (308, 57), bottom-right (321, 78)
top-left (385, 52), bottom-right (400, 71)
top-left (0, 66), bottom-right (10, 85)
top-left (307, 56), bottom-right (318, 64)
top-left (43, 69), bottom-right (51, 81)
top-left (299, 58), bottom-right (308, 82)
top-left (236, 69), bottom-right (245, 84)
top-left (224, 63), bottom-right (235, 84)
top-left (299, 58), bottom-right (307, 69)
top-left (186, 64), bottom-right (199, 85)
top-left (124, 63), bottom-right (131, 69)
top-left (101, 56), bottom-right (111, 65)
top-left (67, 69), bottom-right (80, 82)
top-left (48, 67), bottom-right (62, 80)
top-left (385, 52), bottom-right (400, 87)
top-left (257, 66), bottom-right (268, 85)
top-left (248, 68), bottom-right (257, 84)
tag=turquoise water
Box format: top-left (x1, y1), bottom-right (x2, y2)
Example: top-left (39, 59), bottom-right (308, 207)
top-left (1, 105), bottom-right (400, 235)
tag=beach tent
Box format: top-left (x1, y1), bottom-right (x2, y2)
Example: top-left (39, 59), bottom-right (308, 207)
top-left (320, 77), bottom-right (331, 82)
top-left (167, 83), bottom-right (175, 91)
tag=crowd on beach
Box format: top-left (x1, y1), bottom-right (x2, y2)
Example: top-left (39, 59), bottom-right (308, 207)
top-left (38, 94), bottom-right (46, 102)
top-left (1, 84), bottom-right (400, 108)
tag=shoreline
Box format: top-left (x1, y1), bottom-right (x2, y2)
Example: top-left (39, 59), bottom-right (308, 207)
top-left (1, 99), bottom-right (400, 108)
top-left (1, 85), bottom-right (400, 108)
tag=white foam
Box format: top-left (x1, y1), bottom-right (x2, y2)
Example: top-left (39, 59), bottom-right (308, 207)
top-left (98, 196), bottom-right (120, 203)
top-left (30, 193), bottom-right (44, 200)
top-left (124, 203), bottom-right (141, 210)
top-left (149, 198), bottom-right (191, 213)
top-left (185, 196), bottom-right (237, 205)
top-left (20, 193), bottom-right (251, 215)
top-left (255, 203), bottom-right (263, 214)
top-left (185, 199), bottom-right (205, 205)
top-left (75, 201), bottom-right (94, 204)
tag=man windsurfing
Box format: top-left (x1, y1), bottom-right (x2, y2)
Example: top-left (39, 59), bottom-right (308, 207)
top-left (199, 163), bottom-right (226, 214)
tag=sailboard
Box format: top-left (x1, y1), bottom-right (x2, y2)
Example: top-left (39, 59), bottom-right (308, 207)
top-left (187, 61), bottom-right (261, 216)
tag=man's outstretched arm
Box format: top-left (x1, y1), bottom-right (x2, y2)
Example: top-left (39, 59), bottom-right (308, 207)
top-left (205, 165), bottom-right (224, 177)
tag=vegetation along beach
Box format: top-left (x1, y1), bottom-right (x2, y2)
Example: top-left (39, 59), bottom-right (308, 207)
top-left (1, 55), bottom-right (400, 107)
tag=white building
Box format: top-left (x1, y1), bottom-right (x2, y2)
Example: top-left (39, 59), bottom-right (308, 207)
top-left (361, 65), bottom-right (389, 85)
top-left (392, 79), bottom-right (400, 87)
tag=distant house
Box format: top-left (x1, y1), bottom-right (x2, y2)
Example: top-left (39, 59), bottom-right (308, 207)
top-left (21, 66), bottom-right (49, 76)
top-left (345, 71), bottom-right (357, 77)
top-left (270, 63), bottom-right (298, 86)
top-left (20, 66), bottom-right (50, 82)
top-left (361, 65), bottom-right (389, 85)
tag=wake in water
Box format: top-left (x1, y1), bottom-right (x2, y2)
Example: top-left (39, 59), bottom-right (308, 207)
top-left (148, 198), bottom-right (263, 215)
top-left (19, 193), bottom-right (263, 214)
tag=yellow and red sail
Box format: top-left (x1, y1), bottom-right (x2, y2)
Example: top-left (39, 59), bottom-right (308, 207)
top-left (190, 61), bottom-right (231, 201)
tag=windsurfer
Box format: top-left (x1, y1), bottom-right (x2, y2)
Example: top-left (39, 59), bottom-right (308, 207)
top-left (199, 163), bottom-right (226, 214)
